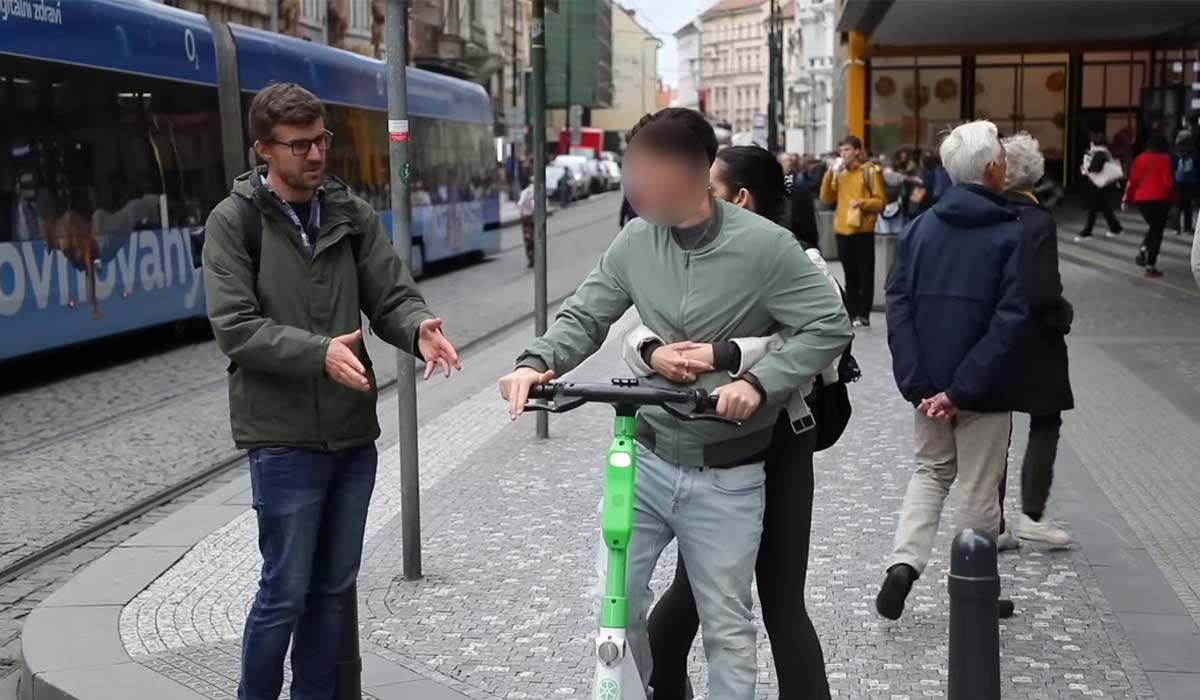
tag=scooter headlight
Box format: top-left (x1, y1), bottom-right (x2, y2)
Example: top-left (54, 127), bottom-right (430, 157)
top-left (608, 452), bottom-right (632, 468)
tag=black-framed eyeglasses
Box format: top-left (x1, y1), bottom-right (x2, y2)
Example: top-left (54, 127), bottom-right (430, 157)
top-left (268, 130), bottom-right (333, 157)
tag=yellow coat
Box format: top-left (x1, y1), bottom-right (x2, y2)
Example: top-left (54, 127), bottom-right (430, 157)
top-left (820, 164), bottom-right (887, 235)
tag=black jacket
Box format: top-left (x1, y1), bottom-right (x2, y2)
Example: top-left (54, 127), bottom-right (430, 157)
top-left (1003, 191), bottom-right (1075, 415)
top-left (885, 184), bottom-right (1031, 411)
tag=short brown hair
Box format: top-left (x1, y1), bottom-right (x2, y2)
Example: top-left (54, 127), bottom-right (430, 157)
top-left (248, 83), bottom-right (325, 143)
top-left (627, 108), bottom-right (718, 167)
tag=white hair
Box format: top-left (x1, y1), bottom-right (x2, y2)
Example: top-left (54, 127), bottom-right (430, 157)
top-left (939, 120), bottom-right (1002, 186)
top-left (1001, 132), bottom-right (1044, 191)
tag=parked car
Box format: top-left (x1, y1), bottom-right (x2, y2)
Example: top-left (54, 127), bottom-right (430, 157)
top-left (600, 160), bottom-right (621, 190)
top-left (554, 154), bottom-right (606, 194)
top-left (546, 165), bottom-right (585, 203)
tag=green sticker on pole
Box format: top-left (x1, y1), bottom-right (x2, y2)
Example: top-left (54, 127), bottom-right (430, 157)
top-left (401, 162), bottom-right (411, 183)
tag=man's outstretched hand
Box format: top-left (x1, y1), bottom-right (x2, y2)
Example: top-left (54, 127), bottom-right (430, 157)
top-left (498, 367), bottom-right (557, 420)
top-left (418, 318), bottom-right (463, 379)
top-left (326, 330), bottom-right (371, 392)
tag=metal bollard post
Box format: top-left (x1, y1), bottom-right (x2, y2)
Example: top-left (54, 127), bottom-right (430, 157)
top-left (333, 583), bottom-right (362, 699)
top-left (947, 528), bottom-right (1001, 700)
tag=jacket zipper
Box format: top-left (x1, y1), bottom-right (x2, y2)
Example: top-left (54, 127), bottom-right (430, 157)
top-left (677, 252), bottom-right (691, 462)
top-left (309, 222), bottom-right (350, 451)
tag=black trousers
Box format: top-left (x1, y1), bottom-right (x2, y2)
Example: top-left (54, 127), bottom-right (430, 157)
top-left (1138, 201), bottom-right (1170, 267)
top-left (647, 416), bottom-right (830, 700)
top-left (1081, 182), bottom-right (1122, 236)
top-left (836, 233), bottom-right (876, 320)
top-left (998, 412), bottom-right (1061, 529)
top-left (1174, 184), bottom-right (1199, 233)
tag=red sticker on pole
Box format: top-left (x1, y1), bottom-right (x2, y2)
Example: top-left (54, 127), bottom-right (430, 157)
top-left (388, 119), bottom-right (410, 143)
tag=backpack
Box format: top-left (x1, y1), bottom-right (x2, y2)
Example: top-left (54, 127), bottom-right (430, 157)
top-left (189, 192), bottom-right (265, 274)
top-left (807, 282), bottom-right (862, 451)
top-left (1176, 152), bottom-right (1198, 185)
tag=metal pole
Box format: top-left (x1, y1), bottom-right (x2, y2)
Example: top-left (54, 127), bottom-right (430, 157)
top-left (269, 0), bottom-right (278, 33)
top-left (947, 528), bottom-right (1001, 700)
top-left (767, 0), bottom-right (778, 153)
top-left (387, 0), bottom-right (422, 581)
top-left (532, 0), bottom-right (549, 439)
top-left (333, 584), bottom-right (361, 699)
top-left (509, 0), bottom-right (521, 203)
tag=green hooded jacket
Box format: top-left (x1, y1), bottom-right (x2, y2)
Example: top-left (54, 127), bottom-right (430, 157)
top-left (202, 168), bottom-right (433, 451)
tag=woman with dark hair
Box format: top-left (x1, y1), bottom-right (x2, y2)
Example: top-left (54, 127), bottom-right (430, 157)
top-left (1124, 133), bottom-right (1175, 278)
top-left (623, 144), bottom-right (836, 700)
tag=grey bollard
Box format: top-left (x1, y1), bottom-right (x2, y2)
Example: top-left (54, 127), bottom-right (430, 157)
top-left (334, 584), bottom-right (363, 699)
top-left (873, 232), bottom-right (899, 311)
top-left (947, 528), bottom-right (1001, 700)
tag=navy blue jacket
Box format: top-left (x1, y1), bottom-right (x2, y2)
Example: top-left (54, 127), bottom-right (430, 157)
top-left (885, 184), bottom-right (1031, 412)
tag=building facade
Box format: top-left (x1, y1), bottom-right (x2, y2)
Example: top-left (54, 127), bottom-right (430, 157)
top-left (592, 5), bottom-right (662, 131)
top-left (837, 0), bottom-right (1200, 186)
top-left (787, 0), bottom-right (839, 154)
top-left (695, 0), bottom-right (795, 137)
top-left (675, 21), bottom-right (702, 111)
top-left (161, 0), bottom-right (378, 56)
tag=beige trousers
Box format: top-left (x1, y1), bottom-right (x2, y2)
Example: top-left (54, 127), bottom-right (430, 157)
top-left (889, 408), bottom-right (1011, 575)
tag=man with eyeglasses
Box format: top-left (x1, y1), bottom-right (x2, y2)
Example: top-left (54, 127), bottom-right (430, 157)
top-left (876, 120), bottom-right (1030, 622)
top-left (201, 82), bottom-right (462, 700)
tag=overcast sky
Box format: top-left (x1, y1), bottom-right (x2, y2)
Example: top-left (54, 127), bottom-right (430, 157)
top-left (615, 0), bottom-right (708, 88)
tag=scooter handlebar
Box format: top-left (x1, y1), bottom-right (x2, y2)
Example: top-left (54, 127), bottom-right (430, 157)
top-left (525, 380), bottom-right (739, 425)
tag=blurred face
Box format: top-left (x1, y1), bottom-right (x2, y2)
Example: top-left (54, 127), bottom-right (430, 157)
top-left (623, 144), bottom-right (710, 226)
top-left (256, 118), bottom-right (329, 194)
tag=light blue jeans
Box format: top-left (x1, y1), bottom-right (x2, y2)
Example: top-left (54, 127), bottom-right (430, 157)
top-left (626, 444), bottom-right (766, 700)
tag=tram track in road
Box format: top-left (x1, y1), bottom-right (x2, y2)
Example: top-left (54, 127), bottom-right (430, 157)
top-left (0, 195), bottom-right (619, 594)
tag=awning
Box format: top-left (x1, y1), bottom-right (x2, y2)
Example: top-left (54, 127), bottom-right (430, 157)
top-left (839, 0), bottom-right (1200, 53)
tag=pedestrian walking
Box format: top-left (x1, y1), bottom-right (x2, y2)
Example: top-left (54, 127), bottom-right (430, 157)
top-left (1192, 213), bottom-right (1200, 288)
top-left (622, 145), bottom-right (837, 700)
top-left (1171, 129), bottom-right (1199, 234)
top-left (999, 133), bottom-right (1075, 548)
top-left (201, 83), bottom-right (462, 700)
top-left (877, 120), bottom-right (1029, 621)
top-left (518, 182), bottom-right (536, 267)
top-left (820, 135), bottom-right (887, 327)
top-left (1076, 132), bottom-right (1125, 241)
top-left (499, 108), bottom-right (852, 700)
top-left (1124, 133), bottom-right (1175, 278)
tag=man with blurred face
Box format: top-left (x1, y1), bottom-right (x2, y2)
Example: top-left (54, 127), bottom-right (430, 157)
top-left (498, 108), bottom-right (851, 699)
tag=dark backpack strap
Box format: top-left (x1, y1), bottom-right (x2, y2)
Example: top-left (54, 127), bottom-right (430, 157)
top-left (231, 192), bottom-right (263, 277)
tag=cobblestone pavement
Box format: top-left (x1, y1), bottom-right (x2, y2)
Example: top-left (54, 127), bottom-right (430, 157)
top-left (0, 195), bottom-right (618, 657)
top-left (120, 263), bottom-right (1177, 699)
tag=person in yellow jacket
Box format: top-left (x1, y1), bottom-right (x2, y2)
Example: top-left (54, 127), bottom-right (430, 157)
top-left (821, 135), bottom-right (887, 327)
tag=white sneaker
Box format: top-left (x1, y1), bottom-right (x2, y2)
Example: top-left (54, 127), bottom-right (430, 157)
top-left (997, 528), bottom-right (1021, 552)
top-left (1016, 514), bottom-right (1072, 546)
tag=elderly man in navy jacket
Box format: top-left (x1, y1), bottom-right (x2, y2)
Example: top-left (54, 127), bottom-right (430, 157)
top-left (876, 120), bottom-right (1030, 621)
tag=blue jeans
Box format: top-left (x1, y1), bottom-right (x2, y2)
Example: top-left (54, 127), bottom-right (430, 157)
top-left (626, 445), bottom-right (766, 700)
top-left (238, 445), bottom-right (378, 700)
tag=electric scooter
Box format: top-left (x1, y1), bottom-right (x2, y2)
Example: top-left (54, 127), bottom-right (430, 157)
top-left (526, 379), bottom-right (738, 700)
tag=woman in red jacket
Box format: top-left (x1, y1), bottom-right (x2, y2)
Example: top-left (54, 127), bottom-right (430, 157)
top-left (1124, 133), bottom-right (1175, 278)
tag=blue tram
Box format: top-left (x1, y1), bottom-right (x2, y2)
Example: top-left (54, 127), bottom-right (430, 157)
top-left (0, 0), bottom-right (499, 361)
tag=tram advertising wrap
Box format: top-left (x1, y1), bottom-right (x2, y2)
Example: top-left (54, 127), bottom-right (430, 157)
top-left (0, 0), bottom-right (500, 361)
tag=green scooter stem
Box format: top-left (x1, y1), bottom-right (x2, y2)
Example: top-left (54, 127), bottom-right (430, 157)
top-left (600, 414), bottom-right (638, 630)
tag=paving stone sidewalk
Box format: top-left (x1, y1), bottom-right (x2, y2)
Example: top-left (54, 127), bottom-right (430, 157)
top-left (120, 308), bottom-right (1166, 699)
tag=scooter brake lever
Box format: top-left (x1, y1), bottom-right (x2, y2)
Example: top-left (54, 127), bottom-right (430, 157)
top-left (523, 396), bottom-right (587, 414)
top-left (662, 401), bottom-right (742, 427)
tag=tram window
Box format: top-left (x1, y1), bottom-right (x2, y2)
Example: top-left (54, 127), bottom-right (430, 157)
top-left (324, 104), bottom-right (388, 210)
top-left (0, 57), bottom-right (223, 253)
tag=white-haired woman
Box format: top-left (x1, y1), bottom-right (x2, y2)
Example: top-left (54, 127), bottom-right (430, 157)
top-left (998, 132), bottom-right (1075, 548)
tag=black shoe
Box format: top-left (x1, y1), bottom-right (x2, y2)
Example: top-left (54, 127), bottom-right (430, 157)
top-left (999, 599), bottom-right (1016, 619)
top-left (876, 564), bottom-right (917, 620)
top-left (1135, 249), bottom-right (1147, 267)
top-left (858, 316), bottom-right (871, 328)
